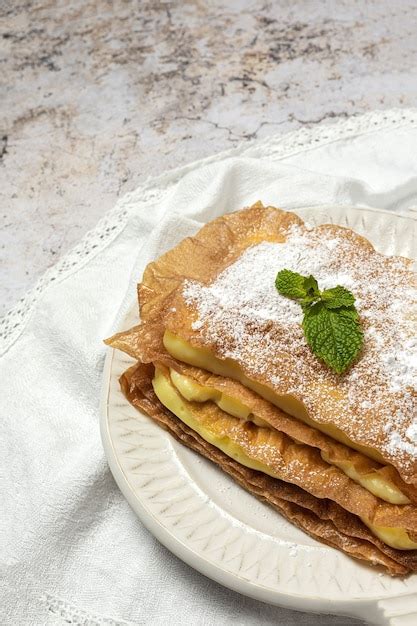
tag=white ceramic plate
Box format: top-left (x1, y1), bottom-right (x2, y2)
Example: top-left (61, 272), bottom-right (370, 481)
top-left (100, 206), bottom-right (417, 625)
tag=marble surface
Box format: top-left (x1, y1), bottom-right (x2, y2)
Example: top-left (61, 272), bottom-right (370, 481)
top-left (1, 0), bottom-right (417, 315)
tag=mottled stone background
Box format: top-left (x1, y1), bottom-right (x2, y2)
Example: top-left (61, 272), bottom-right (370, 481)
top-left (1, 0), bottom-right (417, 313)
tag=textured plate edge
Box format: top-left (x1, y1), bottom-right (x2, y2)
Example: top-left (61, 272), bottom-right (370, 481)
top-left (99, 204), bottom-right (417, 623)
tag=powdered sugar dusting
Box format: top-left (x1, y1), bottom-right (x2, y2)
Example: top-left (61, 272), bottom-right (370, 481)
top-left (186, 240), bottom-right (303, 329)
top-left (178, 223), bottom-right (417, 475)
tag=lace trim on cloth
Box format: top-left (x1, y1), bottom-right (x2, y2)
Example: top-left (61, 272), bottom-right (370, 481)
top-left (40, 593), bottom-right (133, 626)
top-left (1, 108), bottom-right (417, 356)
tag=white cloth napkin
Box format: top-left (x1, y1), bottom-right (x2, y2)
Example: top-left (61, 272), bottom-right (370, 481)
top-left (2, 109), bottom-right (417, 626)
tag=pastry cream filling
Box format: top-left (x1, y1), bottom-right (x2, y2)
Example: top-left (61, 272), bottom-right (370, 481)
top-left (170, 369), bottom-right (262, 424)
top-left (319, 452), bottom-right (409, 505)
top-left (164, 331), bottom-right (388, 463)
top-left (361, 521), bottom-right (417, 551)
top-left (169, 368), bottom-right (409, 505)
top-left (153, 367), bottom-right (417, 550)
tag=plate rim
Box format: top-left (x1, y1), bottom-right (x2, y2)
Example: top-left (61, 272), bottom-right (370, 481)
top-left (100, 204), bottom-right (417, 623)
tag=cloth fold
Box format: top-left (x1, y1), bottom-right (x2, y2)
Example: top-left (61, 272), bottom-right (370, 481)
top-left (2, 109), bottom-right (417, 625)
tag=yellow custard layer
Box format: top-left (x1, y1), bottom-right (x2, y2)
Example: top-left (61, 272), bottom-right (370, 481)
top-left (169, 368), bottom-right (409, 505)
top-left (164, 331), bottom-right (388, 460)
top-left (152, 366), bottom-right (417, 550)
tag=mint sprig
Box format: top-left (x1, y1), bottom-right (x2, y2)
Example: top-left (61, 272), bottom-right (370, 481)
top-left (275, 270), bottom-right (363, 374)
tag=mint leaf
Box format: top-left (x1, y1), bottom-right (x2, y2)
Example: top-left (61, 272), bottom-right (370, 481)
top-left (322, 285), bottom-right (355, 309)
top-left (334, 305), bottom-right (360, 321)
top-left (303, 275), bottom-right (320, 297)
top-left (274, 269), bottom-right (363, 374)
top-left (275, 269), bottom-right (308, 299)
top-left (302, 302), bottom-right (363, 374)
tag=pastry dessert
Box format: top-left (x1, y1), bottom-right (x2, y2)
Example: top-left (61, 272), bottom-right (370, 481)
top-left (106, 203), bottom-right (417, 575)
